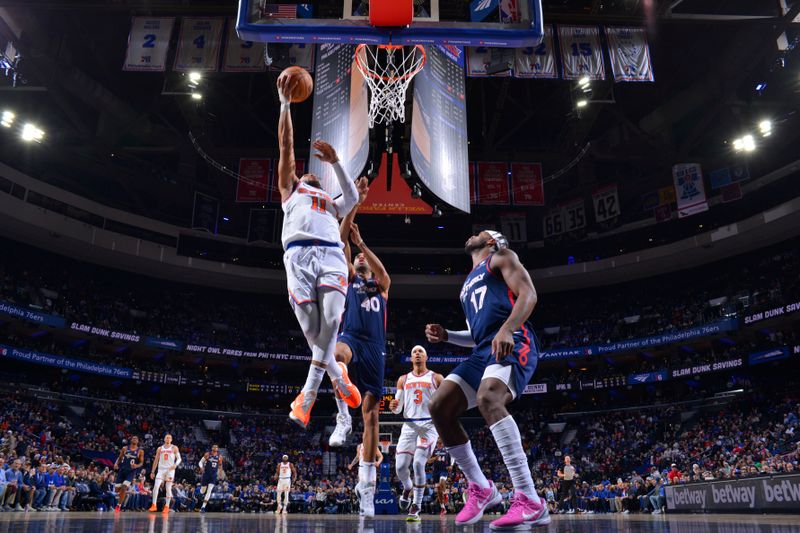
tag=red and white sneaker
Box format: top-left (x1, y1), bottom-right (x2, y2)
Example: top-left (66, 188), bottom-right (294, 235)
top-left (490, 492), bottom-right (550, 530)
top-left (455, 481), bottom-right (501, 525)
top-left (289, 390), bottom-right (316, 429)
top-left (333, 363), bottom-right (362, 409)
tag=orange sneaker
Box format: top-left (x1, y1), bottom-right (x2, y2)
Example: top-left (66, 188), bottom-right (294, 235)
top-left (289, 390), bottom-right (316, 429)
top-left (334, 362), bottom-right (362, 408)
top-left (162, 504), bottom-right (170, 514)
top-left (148, 504), bottom-right (158, 512)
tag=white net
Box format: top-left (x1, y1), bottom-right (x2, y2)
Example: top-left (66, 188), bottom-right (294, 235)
top-left (355, 44), bottom-right (426, 128)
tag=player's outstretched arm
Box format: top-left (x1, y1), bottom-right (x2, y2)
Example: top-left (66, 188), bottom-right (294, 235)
top-left (313, 140), bottom-right (358, 215)
top-left (489, 249), bottom-right (537, 360)
top-left (114, 448), bottom-right (124, 470)
top-left (340, 177), bottom-right (369, 278)
top-left (349, 222), bottom-right (391, 297)
top-left (173, 447), bottom-right (182, 469)
top-left (425, 324), bottom-right (475, 348)
top-left (389, 375), bottom-right (406, 414)
top-left (150, 448), bottom-right (160, 479)
top-left (134, 449), bottom-right (145, 469)
top-left (277, 74), bottom-right (299, 202)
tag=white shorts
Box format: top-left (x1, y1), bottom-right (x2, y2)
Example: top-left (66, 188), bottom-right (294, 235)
top-left (396, 420), bottom-right (439, 458)
top-left (283, 245), bottom-right (348, 305)
top-left (156, 469), bottom-right (175, 482)
top-left (277, 479), bottom-right (291, 492)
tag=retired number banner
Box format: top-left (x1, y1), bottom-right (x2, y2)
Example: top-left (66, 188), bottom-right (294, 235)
top-left (558, 25), bottom-right (605, 80)
top-left (466, 47), bottom-right (513, 77)
top-left (223, 19), bottom-right (266, 72)
top-left (510, 163), bottom-right (544, 205)
top-left (673, 163), bottom-right (709, 218)
top-left (515, 27), bottom-right (558, 79)
top-left (592, 184), bottom-right (620, 222)
top-left (174, 17), bottom-right (224, 72)
top-left (236, 159), bottom-right (270, 202)
top-left (605, 27), bottom-right (654, 82)
top-left (477, 162), bottom-right (511, 205)
top-left (123, 17), bottom-right (174, 72)
top-left (268, 44), bottom-right (316, 72)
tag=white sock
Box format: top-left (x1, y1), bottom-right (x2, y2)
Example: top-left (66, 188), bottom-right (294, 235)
top-left (413, 486), bottom-right (424, 506)
top-left (359, 461), bottom-right (375, 488)
top-left (396, 454), bottom-right (413, 492)
top-left (447, 442), bottom-right (489, 489)
top-left (301, 364), bottom-right (326, 394)
top-left (152, 478), bottom-right (163, 505)
top-left (489, 415), bottom-right (541, 504)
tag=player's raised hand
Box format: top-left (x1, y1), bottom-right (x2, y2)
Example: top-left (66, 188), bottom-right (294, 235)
top-left (276, 73), bottom-right (296, 104)
top-left (492, 326), bottom-right (515, 361)
top-left (312, 140), bottom-right (339, 164)
top-left (356, 177), bottom-right (369, 204)
top-left (425, 324), bottom-right (447, 343)
top-left (349, 223), bottom-right (363, 246)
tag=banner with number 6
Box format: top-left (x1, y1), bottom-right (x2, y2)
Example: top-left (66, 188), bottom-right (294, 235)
top-left (557, 25), bottom-right (605, 80)
top-left (123, 17), bottom-right (175, 72)
top-left (174, 17), bottom-right (224, 72)
top-left (592, 184), bottom-right (620, 222)
top-left (223, 19), bottom-right (266, 72)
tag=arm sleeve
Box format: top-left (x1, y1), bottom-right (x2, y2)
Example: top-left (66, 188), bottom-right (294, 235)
top-left (331, 161), bottom-right (358, 217)
top-left (199, 457), bottom-right (206, 469)
top-left (445, 329), bottom-right (476, 347)
top-left (174, 449), bottom-right (182, 468)
top-left (391, 389), bottom-right (404, 414)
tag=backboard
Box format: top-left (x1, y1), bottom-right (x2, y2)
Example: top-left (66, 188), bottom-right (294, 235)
top-left (236, 0), bottom-right (544, 47)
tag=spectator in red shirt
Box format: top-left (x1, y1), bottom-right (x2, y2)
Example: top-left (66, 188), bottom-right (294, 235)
top-left (668, 464), bottom-right (683, 483)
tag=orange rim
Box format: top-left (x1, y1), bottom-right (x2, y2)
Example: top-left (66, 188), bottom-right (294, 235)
top-left (355, 44), bottom-right (426, 82)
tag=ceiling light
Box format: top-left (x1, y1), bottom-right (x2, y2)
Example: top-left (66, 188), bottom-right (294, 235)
top-left (578, 76), bottom-right (590, 88)
top-left (576, 99), bottom-right (588, 108)
top-left (21, 123), bottom-right (44, 142)
top-left (189, 71), bottom-right (202, 82)
top-left (191, 93), bottom-right (203, 100)
top-left (758, 120), bottom-right (772, 137)
top-left (742, 134), bottom-right (755, 152)
top-left (1, 110), bottom-right (14, 128)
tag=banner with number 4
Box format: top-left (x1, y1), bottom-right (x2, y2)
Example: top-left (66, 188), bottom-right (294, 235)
top-left (174, 17), bottom-right (224, 72)
top-left (123, 17), bottom-right (175, 72)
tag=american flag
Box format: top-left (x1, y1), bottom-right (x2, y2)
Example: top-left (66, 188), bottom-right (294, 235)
top-left (261, 3), bottom-right (297, 19)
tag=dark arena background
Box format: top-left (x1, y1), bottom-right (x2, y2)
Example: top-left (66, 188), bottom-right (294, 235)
top-left (0, 0), bottom-right (799, 532)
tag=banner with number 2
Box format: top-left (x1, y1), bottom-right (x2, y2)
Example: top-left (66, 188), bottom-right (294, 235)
top-left (174, 17), bottom-right (224, 72)
top-left (123, 17), bottom-right (175, 72)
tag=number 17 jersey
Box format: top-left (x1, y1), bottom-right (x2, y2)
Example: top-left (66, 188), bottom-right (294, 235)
top-left (459, 254), bottom-right (527, 347)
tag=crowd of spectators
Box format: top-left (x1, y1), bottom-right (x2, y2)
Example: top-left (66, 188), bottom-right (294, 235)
top-left (0, 384), bottom-right (796, 515)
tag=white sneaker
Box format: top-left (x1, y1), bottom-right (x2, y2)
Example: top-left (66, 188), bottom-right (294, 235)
top-left (566, 509), bottom-right (575, 514)
top-left (652, 509), bottom-right (661, 515)
top-left (358, 484), bottom-right (375, 518)
top-left (623, 509), bottom-right (630, 514)
top-left (328, 413), bottom-right (352, 447)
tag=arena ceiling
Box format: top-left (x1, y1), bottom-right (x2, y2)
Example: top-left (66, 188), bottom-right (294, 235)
top-left (0, 0), bottom-right (798, 243)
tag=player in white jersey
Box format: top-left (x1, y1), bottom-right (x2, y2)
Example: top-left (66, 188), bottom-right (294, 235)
top-left (390, 345), bottom-right (444, 521)
top-left (148, 434), bottom-right (181, 513)
top-left (276, 73), bottom-right (365, 429)
top-left (275, 455), bottom-right (297, 514)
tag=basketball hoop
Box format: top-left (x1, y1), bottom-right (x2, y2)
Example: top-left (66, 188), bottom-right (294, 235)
top-left (355, 44), bottom-right (426, 128)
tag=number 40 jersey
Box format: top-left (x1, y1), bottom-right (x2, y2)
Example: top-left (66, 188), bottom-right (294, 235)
top-left (341, 274), bottom-right (386, 345)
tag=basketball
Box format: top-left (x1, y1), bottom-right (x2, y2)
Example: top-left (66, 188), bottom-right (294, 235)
top-left (280, 66), bottom-right (313, 103)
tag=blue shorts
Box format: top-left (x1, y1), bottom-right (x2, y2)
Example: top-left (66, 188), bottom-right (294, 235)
top-left (447, 327), bottom-right (539, 410)
top-left (338, 333), bottom-right (385, 400)
top-left (202, 474), bottom-right (218, 486)
top-left (116, 469), bottom-right (135, 485)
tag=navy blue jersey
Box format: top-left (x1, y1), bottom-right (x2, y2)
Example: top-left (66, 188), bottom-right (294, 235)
top-left (459, 254), bottom-right (531, 347)
top-left (203, 453), bottom-right (221, 482)
top-left (341, 275), bottom-right (386, 345)
top-left (120, 447), bottom-right (140, 472)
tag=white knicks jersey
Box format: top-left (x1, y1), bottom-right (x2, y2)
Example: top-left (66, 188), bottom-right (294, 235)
top-left (403, 370), bottom-right (437, 420)
top-left (279, 462), bottom-right (292, 480)
top-left (281, 183), bottom-right (342, 249)
top-left (157, 445), bottom-right (178, 469)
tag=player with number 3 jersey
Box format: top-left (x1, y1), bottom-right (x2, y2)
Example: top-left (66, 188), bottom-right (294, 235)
top-left (425, 230), bottom-right (551, 530)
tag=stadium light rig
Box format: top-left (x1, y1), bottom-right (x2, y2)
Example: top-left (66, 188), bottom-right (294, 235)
top-left (1, 110), bottom-right (14, 128)
top-left (732, 134), bottom-right (756, 153)
top-left (20, 123), bottom-right (44, 143)
top-left (576, 99), bottom-right (588, 108)
top-left (759, 120), bottom-right (772, 137)
top-left (191, 92), bottom-right (203, 100)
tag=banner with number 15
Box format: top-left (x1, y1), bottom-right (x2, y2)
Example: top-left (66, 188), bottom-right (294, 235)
top-left (123, 17), bottom-right (175, 72)
top-left (174, 17), bottom-right (224, 72)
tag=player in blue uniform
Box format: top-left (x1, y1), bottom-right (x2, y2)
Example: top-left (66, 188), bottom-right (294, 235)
top-left (198, 444), bottom-right (224, 513)
top-left (328, 184), bottom-right (390, 517)
top-left (425, 230), bottom-right (550, 530)
top-left (113, 435), bottom-right (144, 512)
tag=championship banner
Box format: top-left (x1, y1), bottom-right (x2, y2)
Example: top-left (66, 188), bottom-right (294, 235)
top-left (247, 208), bottom-right (278, 243)
top-left (709, 164), bottom-right (750, 189)
top-left (236, 158), bottom-right (270, 202)
top-left (511, 163), bottom-right (544, 205)
top-left (515, 27), bottom-right (558, 79)
top-left (466, 47), bottom-right (513, 77)
top-left (267, 44), bottom-right (316, 72)
top-left (477, 162), bottom-right (511, 205)
top-left (269, 159), bottom-right (304, 203)
top-left (557, 25), bottom-right (605, 80)
top-left (174, 17), bottom-right (224, 72)
top-left (123, 17), bottom-right (175, 72)
top-left (191, 192), bottom-right (219, 233)
top-left (605, 27), bottom-right (654, 82)
top-left (673, 163), bottom-right (709, 218)
top-left (222, 19), bottom-right (267, 72)
top-left (592, 184), bottom-right (620, 222)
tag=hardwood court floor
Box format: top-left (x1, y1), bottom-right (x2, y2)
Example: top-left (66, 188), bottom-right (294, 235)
top-left (0, 512), bottom-right (798, 532)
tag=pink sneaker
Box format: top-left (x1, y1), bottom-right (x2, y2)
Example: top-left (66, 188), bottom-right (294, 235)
top-left (490, 492), bottom-right (550, 530)
top-left (455, 481), bottom-right (501, 526)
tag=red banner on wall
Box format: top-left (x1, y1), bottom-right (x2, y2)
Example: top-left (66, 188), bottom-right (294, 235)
top-left (236, 159), bottom-right (270, 203)
top-left (359, 153), bottom-right (433, 215)
top-left (477, 162), bottom-right (510, 205)
top-left (268, 159), bottom-right (305, 203)
top-left (511, 163), bottom-right (544, 206)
